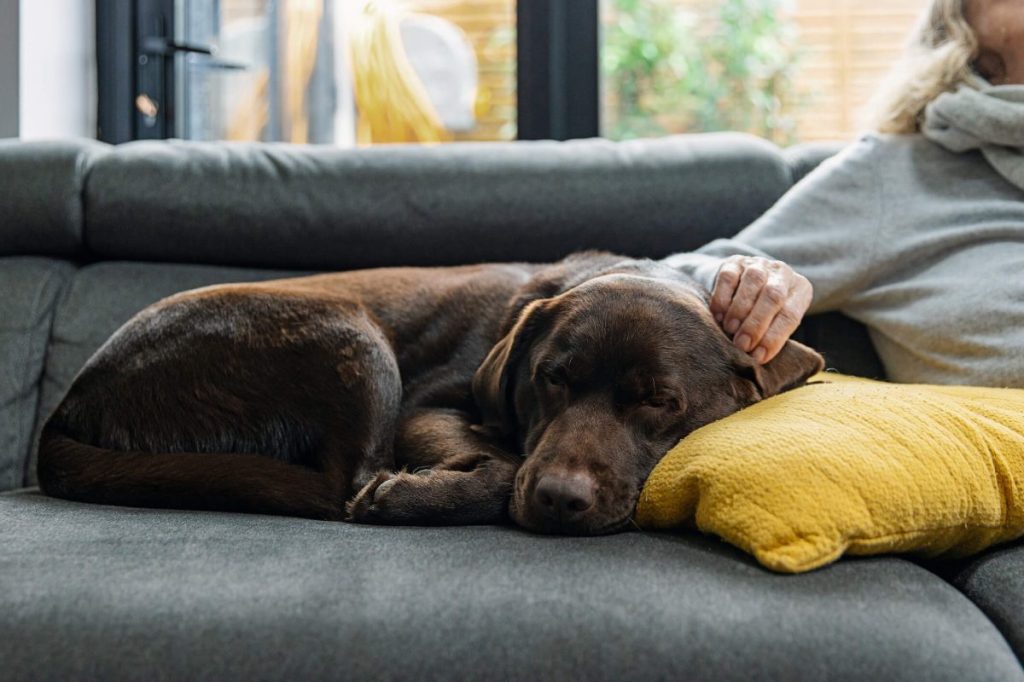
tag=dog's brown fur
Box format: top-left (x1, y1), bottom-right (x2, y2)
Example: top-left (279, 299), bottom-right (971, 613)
top-left (37, 252), bottom-right (823, 534)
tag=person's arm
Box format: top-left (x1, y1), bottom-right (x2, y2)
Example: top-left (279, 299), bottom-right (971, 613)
top-left (664, 134), bottom-right (885, 362)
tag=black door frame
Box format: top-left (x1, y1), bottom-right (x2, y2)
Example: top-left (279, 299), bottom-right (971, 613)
top-left (96, 0), bottom-right (176, 143)
top-left (516, 0), bottom-right (600, 141)
top-left (96, 0), bottom-right (601, 144)
top-left (95, 0), bottom-right (136, 143)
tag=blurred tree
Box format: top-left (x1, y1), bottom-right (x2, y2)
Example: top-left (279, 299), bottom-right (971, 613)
top-left (603, 0), bottom-right (803, 144)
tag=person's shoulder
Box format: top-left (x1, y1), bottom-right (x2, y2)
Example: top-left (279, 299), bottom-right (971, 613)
top-left (806, 133), bottom-right (882, 173)
top-left (835, 132), bottom-right (900, 162)
top-left (821, 132), bottom-right (964, 179)
top-left (852, 131), bottom-right (961, 163)
top-left (796, 133), bottom-right (887, 185)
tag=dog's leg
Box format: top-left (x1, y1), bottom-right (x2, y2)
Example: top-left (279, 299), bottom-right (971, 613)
top-left (328, 329), bottom-right (403, 493)
top-left (346, 408), bottom-right (520, 525)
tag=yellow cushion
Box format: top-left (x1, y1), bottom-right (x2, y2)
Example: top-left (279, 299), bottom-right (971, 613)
top-left (634, 373), bottom-right (1024, 573)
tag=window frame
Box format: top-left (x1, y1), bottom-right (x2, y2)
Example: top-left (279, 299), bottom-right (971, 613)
top-left (516, 0), bottom-right (599, 141)
top-left (96, 0), bottom-right (177, 143)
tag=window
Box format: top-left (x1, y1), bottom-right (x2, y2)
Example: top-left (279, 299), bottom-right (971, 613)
top-left (600, 0), bottom-right (923, 144)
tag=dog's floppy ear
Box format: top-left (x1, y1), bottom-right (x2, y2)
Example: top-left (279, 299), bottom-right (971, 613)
top-left (734, 339), bottom-right (824, 400)
top-left (472, 300), bottom-right (551, 436)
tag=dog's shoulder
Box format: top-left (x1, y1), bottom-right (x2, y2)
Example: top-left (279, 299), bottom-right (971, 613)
top-left (494, 252), bottom-right (621, 332)
top-left (497, 251), bottom-right (714, 334)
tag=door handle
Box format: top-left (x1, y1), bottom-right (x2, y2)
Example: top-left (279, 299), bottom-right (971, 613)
top-left (141, 37), bottom-right (248, 70)
top-left (142, 37), bottom-right (215, 56)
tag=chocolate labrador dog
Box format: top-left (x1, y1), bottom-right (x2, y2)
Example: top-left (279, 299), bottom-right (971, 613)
top-left (37, 252), bottom-right (823, 535)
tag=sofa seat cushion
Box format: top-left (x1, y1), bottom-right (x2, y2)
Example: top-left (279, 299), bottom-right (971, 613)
top-left (1, 490), bottom-right (1021, 681)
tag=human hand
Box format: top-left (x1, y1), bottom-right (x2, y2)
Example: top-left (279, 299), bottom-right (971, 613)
top-left (710, 256), bottom-right (813, 364)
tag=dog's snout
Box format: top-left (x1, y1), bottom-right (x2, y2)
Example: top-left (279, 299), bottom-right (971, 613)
top-left (533, 470), bottom-right (597, 522)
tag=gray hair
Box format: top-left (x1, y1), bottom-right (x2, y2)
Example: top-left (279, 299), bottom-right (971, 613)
top-left (863, 0), bottom-right (986, 134)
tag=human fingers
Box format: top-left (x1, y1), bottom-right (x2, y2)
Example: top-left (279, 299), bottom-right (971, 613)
top-left (710, 257), bottom-right (745, 324)
top-left (732, 273), bottom-right (789, 355)
top-left (748, 272), bottom-right (813, 363)
top-left (722, 259), bottom-right (770, 336)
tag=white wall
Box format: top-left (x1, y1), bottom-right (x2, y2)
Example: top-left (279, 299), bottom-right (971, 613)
top-left (19, 0), bottom-right (97, 139)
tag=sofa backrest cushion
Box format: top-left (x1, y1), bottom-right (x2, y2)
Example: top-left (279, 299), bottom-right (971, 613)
top-left (82, 133), bottom-right (793, 269)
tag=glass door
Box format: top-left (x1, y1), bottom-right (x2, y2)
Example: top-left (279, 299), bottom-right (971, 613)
top-left (174, 0), bottom-right (517, 145)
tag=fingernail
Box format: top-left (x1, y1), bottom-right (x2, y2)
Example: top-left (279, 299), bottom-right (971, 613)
top-left (752, 347), bottom-right (767, 363)
top-left (725, 318), bottom-right (740, 334)
top-left (735, 334), bottom-right (752, 351)
top-left (714, 313), bottom-right (723, 323)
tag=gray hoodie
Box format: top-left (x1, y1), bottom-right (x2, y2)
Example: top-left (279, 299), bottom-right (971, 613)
top-left (663, 85), bottom-right (1024, 387)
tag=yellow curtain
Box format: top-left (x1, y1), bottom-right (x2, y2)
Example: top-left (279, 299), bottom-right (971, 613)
top-left (347, 1), bottom-right (449, 145)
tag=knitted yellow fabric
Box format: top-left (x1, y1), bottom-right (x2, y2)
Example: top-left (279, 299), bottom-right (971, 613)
top-left (634, 373), bottom-right (1024, 573)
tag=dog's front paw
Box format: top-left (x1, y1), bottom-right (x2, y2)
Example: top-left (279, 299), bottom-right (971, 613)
top-left (348, 471), bottom-right (428, 522)
top-left (346, 470), bottom-right (392, 522)
top-left (344, 459), bottom-right (516, 526)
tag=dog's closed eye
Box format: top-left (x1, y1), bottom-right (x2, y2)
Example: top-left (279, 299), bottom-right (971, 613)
top-left (639, 396), bottom-right (681, 411)
top-left (536, 365), bottom-right (569, 388)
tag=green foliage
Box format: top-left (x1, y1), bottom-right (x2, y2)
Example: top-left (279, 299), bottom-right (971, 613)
top-left (602, 0), bottom-right (803, 143)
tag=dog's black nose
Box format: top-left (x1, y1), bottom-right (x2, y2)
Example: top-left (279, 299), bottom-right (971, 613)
top-left (533, 471), bottom-right (596, 522)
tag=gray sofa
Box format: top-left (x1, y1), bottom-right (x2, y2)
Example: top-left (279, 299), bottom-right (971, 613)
top-left (1, 135), bottom-right (1022, 681)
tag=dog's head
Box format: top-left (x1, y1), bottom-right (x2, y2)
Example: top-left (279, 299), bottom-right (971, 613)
top-left (472, 257), bottom-right (823, 535)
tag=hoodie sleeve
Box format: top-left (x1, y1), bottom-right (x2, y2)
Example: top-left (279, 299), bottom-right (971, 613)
top-left (662, 134), bottom-right (885, 314)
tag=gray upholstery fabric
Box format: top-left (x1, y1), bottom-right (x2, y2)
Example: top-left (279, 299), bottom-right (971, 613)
top-left (946, 541), bottom-right (1024, 661)
top-left (83, 134), bottom-right (792, 269)
top-left (0, 139), bottom-right (108, 257)
top-left (0, 258), bottom-right (75, 490)
top-left (1, 489), bottom-right (1021, 682)
top-left (27, 261), bottom-right (306, 487)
